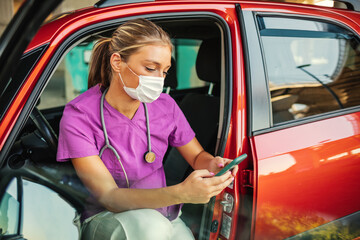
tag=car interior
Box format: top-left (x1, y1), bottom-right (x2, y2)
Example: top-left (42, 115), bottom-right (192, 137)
top-left (4, 17), bottom-right (227, 239)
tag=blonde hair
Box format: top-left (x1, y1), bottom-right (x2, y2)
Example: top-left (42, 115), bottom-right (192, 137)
top-left (88, 18), bottom-right (172, 88)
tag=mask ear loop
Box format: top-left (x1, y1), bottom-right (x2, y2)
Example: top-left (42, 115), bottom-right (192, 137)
top-left (99, 88), bottom-right (130, 188)
top-left (118, 71), bottom-right (127, 88)
top-left (118, 63), bottom-right (140, 88)
top-left (125, 63), bottom-right (140, 77)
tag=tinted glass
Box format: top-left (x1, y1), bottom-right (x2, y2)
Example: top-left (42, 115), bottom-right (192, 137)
top-left (258, 17), bottom-right (360, 124)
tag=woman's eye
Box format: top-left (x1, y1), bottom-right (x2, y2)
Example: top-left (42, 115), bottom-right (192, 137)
top-left (146, 67), bottom-right (155, 72)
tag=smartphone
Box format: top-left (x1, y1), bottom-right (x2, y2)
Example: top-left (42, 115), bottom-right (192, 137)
top-left (215, 153), bottom-right (247, 176)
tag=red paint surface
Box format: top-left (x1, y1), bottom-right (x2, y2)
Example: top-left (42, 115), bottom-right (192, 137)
top-left (252, 113), bottom-right (360, 239)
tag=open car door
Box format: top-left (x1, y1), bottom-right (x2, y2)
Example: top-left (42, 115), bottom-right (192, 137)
top-left (0, 0), bottom-right (62, 158)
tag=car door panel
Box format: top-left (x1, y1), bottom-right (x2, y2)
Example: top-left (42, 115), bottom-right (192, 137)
top-left (241, 3), bottom-right (360, 239)
top-left (251, 112), bottom-right (360, 239)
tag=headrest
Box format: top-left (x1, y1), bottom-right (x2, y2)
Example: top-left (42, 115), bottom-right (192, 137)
top-left (164, 57), bottom-right (177, 89)
top-left (196, 38), bottom-right (221, 83)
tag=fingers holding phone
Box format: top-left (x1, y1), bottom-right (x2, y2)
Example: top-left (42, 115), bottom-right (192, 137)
top-left (215, 154), bottom-right (247, 176)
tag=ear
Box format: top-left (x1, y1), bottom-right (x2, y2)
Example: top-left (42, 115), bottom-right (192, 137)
top-left (110, 52), bottom-right (123, 73)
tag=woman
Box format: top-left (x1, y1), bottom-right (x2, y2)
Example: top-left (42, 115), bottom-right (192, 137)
top-left (57, 18), bottom-right (237, 240)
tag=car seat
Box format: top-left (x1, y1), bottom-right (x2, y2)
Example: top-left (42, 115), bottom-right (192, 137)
top-left (164, 37), bottom-right (222, 237)
top-left (163, 57), bottom-right (178, 94)
top-left (164, 38), bottom-right (221, 186)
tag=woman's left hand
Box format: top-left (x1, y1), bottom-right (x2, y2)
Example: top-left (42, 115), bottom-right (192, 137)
top-left (208, 156), bottom-right (239, 177)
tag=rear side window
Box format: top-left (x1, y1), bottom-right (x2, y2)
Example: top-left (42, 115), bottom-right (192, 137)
top-left (258, 17), bottom-right (360, 124)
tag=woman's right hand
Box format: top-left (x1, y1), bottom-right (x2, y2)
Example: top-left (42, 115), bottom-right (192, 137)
top-left (178, 169), bottom-right (234, 204)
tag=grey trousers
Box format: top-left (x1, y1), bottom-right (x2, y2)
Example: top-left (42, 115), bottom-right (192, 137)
top-left (80, 209), bottom-right (195, 240)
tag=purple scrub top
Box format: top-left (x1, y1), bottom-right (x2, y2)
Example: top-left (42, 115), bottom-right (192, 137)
top-left (57, 85), bottom-right (195, 221)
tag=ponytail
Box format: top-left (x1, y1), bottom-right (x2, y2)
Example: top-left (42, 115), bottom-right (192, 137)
top-left (88, 38), bottom-right (112, 89)
top-left (87, 19), bottom-right (172, 89)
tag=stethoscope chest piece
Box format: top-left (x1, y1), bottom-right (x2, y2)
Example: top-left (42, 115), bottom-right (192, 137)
top-left (144, 151), bottom-right (156, 163)
top-left (101, 88), bottom-right (155, 167)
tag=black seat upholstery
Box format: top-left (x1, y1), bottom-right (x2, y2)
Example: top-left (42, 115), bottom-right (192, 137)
top-left (182, 38), bottom-right (221, 151)
top-left (165, 38), bottom-right (221, 185)
top-left (196, 38), bottom-right (221, 86)
top-left (163, 57), bottom-right (177, 94)
top-left (164, 38), bottom-right (222, 237)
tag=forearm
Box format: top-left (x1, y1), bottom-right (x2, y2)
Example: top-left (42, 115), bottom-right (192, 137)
top-left (100, 169), bottom-right (235, 212)
top-left (72, 156), bottom-right (184, 213)
top-left (99, 184), bottom-right (183, 213)
top-left (192, 150), bottom-right (214, 170)
top-left (176, 138), bottom-right (215, 170)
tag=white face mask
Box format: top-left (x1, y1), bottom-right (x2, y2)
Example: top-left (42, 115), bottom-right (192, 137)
top-left (118, 64), bottom-right (164, 103)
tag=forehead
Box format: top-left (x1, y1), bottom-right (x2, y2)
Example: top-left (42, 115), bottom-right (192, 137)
top-left (129, 44), bottom-right (172, 65)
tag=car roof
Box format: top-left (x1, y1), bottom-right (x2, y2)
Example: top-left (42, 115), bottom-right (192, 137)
top-left (26, 0), bottom-right (360, 53)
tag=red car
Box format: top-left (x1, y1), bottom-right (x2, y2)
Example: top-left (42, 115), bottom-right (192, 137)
top-left (0, 0), bottom-right (359, 239)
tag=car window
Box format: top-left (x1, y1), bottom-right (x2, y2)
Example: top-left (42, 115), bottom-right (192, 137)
top-left (258, 16), bottom-right (360, 125)
top-left (0, 177), bottom-right (78, 240)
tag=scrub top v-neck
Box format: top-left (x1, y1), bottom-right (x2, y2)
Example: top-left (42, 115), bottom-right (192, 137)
top-left (104, 96), bottom-right (144, 122)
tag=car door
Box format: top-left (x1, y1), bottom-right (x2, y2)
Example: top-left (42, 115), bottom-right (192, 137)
top-left (241, 2), bottom-right (360, 240)
top-left (0, 0), bottom-right (62, 165)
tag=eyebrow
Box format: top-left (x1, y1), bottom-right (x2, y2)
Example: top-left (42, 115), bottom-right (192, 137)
top-left (144, 59), bottom-right (171, 68)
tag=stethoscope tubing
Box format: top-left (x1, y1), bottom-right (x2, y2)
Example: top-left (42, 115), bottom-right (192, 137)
top-left (99, 88), bottom-right (153, 188)
top-left (143, 102), bottom-right (152, 153)
top-left (100, 88), bottom-right (129, 188)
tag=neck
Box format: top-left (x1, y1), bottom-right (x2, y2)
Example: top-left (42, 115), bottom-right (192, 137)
top-left (105, 81), bottom-right (140, 120)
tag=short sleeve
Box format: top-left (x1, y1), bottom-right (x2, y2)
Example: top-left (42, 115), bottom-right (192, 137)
top-left (168, 99), bottom-right (195, 147)
top-left (56, 104), bottom-right (99, 162)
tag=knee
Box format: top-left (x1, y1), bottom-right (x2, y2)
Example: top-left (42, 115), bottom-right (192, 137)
top-left (81, 215), bottom-right (126, 240)
top-left (119, 209), bottom-right (173, 240)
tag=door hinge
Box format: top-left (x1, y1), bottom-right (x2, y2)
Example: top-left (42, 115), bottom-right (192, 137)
top-left (241, 169), bottom-right (254, 188)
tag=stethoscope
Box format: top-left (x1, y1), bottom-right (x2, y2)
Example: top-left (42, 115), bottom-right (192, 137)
top-left (99, 88), bottom-right (155, 188)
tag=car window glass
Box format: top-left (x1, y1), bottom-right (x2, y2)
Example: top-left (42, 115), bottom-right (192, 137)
top-left (0, 178), bottom-right (19, 236)
top-left (22, 179), bottom-right (78, 240)
top-left (258, 16), bottom-right (360, 124)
